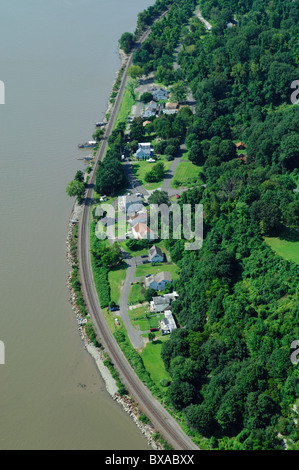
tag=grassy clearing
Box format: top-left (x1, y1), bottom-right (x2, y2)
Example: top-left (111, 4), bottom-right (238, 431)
top-left (141, 339), bottom-right (172, 390)
top-left (130, 157), bottom-right (172, 190)
top-left (113, 81), bottom-right (136, 129)
top-left (264, 234), bottom-right (299, 265)
top-left (134, 262), bottom-right (180, 280)
top-left (108, 263), bottom-right (127, 304)
top-left (129, 306), bottom-right (164, 332)
top-left (171, 160), bottom-right (203, 189)
top-left (128, 283), bottom-right (146, 304)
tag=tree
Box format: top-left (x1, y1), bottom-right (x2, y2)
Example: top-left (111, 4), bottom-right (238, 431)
top-left (170, 81), bottom-right (188, 103)
top-left (127, 79), bottom-right (139, 100)
top-left (148, 332), bottom-right (155, 342)
top-left (148, 190), bottom-right (170, 206)
top-left (74, 170), bottom-right (84, 182)
top-left (140, 92), bottom-right (153, 103)
top-left (119, 32), bottom-right (135, 54)
top-left (144, 162), bottom-right (165, 183)
top-left (188, 141), bottom-right (205, 165)
top-left (144, 288), bottom-right (157, 302)
top-left (279, 134), bottom-right (299, 171)
top-left (219, 140), bottom-right (237, 162)
top-left (127, 65), bottom-right (144, 80)
top-left (66, 180), bottom-right (85, 201)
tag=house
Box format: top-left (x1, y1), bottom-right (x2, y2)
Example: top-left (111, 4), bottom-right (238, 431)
top-left (145, 271), bottom-right (172, 291)
top-left (132, 222), bottom-right (156, 240)
top-left (151, 87), bottom-right (168, 101)
top-left (235, 142), bottom-right (247, 150)
top-left (150, 296), bottom-right (171, 313)
top-left (160, 310), bottom-right (177, 333)
top-left (134, 142), bottom-right (153, 160)
top-left (238, 154), bottom-right (247, 164)
top-left (142, 100), bottom-right (158, 119)
top-left (149, 245), bottom-right (164, 263)
top-left (163, 108), bottom-right (178, 115)
top-left (128, 210), bottom-right (148, 226)
top-left (119, 195), bottom-right (144, 214)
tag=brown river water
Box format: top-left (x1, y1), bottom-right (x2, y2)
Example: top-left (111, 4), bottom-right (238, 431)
top-left (0, 0), bottom-right (154, 450)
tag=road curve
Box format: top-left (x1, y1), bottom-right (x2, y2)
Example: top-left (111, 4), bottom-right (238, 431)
top-left (77, 12), bottom-right (199, 451)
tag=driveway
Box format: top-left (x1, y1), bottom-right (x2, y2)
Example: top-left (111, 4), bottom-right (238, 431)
top-left (119, 256), bottom-right (145, 349)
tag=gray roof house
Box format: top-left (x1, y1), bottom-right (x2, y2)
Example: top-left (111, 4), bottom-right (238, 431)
top-left (142, 100), bottom-right (158, 119)
top-left (149, 245), bottom-right (164, 263)
top-left (150, 296), bottom-right (171, 313)
top-left (119, 194), bottom-right (144, 214)
top-left (151, 87), bottom-right (168, 101)
top-left (145, 271), bottom-right (172, 291)
top-left (134, 142), bottom-right (153, 160)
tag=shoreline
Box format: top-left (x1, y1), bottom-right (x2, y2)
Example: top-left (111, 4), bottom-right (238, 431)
top-left (66, 207), bottom-right (162, 450)
top-left (65, 46), bottom-right (163, 450)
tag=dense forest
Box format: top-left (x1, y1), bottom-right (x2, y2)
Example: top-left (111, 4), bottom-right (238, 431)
top-left (125, 0), bottom-right (299, 450)
top-left (104, 0), bottom-right (299, 449)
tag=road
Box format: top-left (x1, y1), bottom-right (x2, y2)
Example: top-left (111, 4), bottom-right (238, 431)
top-left (77, 12), bottom-right (199, 451)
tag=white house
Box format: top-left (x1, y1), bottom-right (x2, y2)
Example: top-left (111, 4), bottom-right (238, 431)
top-left (144, 271), bottom-right (172, 291)
top-left (160, 310), bottom-right (177, 333)
top-left (134, 143), bottom-right (153, 160)
top-left (149, 245), bottom-right (164, 263)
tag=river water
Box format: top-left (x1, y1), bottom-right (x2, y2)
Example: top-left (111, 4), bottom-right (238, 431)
top-left (0, 0), bottom-right (154, 450)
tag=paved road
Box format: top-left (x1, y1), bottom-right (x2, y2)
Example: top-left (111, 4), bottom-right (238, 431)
top-left (77, 10), bottom-right (199, 451)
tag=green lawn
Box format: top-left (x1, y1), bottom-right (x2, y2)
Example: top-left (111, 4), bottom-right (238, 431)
top-left (171, 160), bottom-right (203, 189)
top-left (134, 262), bottom-right (180, 280)
top-left (130, 157), bottom-right (172, 190)
top-left (113, 80), bottom-right (136, 129)
top-left (141, 339), bottom-right (172, 390)
top-left (108, 264), bottom-right (127, 304)
top-left (265, 235), bottom-right (299, 265)
top-left (128, 283), bottom-right (146, 304)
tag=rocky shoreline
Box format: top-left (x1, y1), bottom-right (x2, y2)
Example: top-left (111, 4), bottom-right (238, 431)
top-left (65, 46), bottom-right (164, 450)
top-left (66, 204), bottom-right (163, 450)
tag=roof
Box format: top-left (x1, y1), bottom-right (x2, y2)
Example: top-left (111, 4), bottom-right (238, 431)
top-left (235, 141), bottom-right (246, 148)
top-left (152, 296), bottom-right (170, 305)
top-left (149, 245), bottom-right (163, 260)
top-left (133, 222), bottom-right (154, 238)
top-left (145, 272), bottom-right (172, 286)
top-left (165, 102), bottom-right (178, 109)
top-left (138, 142), bottom-right (151, 148)
top-left (154, 271), bottom-right (172, 283)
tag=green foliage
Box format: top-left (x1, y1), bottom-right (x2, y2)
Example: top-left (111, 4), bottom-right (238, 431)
top-left (119, 32), bottom-right (135, 54)
top-left (145, 162), bottom-right (165, 183)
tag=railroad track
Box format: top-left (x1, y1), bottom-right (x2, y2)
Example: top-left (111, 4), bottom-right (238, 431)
top-left (77, 10), bottom-right (199, 451)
